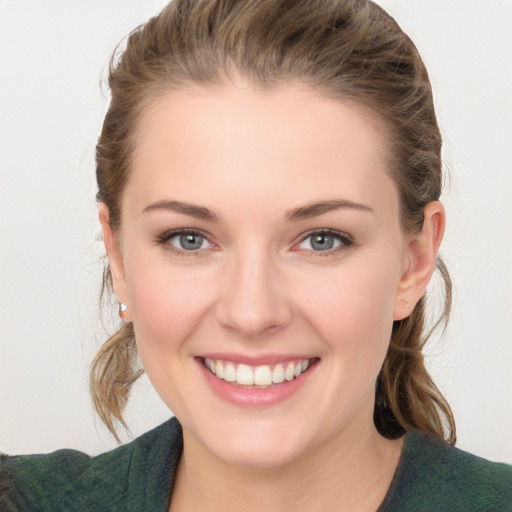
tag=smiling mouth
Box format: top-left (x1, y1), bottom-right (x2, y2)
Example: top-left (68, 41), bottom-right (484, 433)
top-left (202, 357), bottom-right (317, 388)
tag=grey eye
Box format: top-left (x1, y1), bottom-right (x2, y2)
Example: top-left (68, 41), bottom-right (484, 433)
top-left (310, 233), bottom-right (335, 251)
top-left (169, 232), bottom-right (208, 251)
top-left (180, 233), bottom-right (204, 250)
top-left (297, 231), bottom-right (351, 252)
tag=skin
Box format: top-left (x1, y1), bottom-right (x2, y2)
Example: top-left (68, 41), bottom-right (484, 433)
top-left (100, 79), bottom-right (445, 511)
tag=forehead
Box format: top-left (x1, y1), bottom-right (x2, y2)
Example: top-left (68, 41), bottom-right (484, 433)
top-left (126, 82), bottom-right (398, 219)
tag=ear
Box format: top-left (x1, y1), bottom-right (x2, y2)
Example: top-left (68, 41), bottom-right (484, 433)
top-left (393, 201), bottom-right (445, 321)
top-left (98, 203), bottom-right (131, 321)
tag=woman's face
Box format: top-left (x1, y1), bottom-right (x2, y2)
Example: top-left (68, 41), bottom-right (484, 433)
top-left (107, 81), bottom-right (426, 467)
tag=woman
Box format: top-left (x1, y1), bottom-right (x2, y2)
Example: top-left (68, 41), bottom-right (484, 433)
top-left (2, 0), bottom-right (511, 510)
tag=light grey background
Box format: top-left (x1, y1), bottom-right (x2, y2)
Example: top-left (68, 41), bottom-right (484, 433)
top-left (1, 0), bottom-right (511, 462)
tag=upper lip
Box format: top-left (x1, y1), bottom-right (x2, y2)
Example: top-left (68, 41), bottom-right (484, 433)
top-left (197, 353), bottom-right (318, 366)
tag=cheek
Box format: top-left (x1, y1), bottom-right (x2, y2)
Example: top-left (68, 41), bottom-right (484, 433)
top-left (125, 259), bottom-right (217, 359)
top-left (124, 260), bottom-right (221, 413)
top-left (295, 251), bottom-right (400, 358)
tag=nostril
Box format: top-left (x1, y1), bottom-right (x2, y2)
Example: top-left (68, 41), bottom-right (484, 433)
top-left (216, 302), bottom-right (292, 337)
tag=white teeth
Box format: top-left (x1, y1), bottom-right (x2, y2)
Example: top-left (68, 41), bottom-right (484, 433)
top-left (215, 360), bottom-right (224, 379)
top-left (236, 364), bottom-right (254, 385)
top-left (254, 365), bottom-right (272, 386)
top-left (205, 358), bottom-right (312, 387)
top-left (224, 362), bottom-right (236, 382)
top-left (205, 358), bottom-right (215, 372)
top-left (284, 362), bottom-right (295, 381)
top-left (272, 364), bottom-right (285, 384)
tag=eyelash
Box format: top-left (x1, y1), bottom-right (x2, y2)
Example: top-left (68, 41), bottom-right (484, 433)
top-left (155, 228), bottom-right (353, 258)
top-left (295, 229), bottom-right (354, 257)
top-left (155, 228), bottom-right (213, 258)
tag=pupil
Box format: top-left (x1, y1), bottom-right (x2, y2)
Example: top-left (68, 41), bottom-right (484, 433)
top-left (312, 234), bottom-right (334, 250)
top-left (180, 234), bottom-right (203, 250)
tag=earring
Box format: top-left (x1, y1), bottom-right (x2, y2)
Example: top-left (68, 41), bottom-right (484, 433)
top-left (119, 303), bottom-right (128, 320)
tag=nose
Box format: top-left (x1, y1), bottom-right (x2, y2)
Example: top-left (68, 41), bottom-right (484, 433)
top-left (216, 246), bottom-right (293, 338)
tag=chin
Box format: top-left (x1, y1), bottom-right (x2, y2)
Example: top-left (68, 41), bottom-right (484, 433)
top-left (213, 436), bottom-right (305, 469)
top-left (188, 414), bottom-right (315, 469)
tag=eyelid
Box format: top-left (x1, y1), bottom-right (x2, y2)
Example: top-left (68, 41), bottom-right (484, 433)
top-left (299, 228), bottom-right (353, 243)
top-left (155, 227), bottom-right (353, 257)
top-left (293, 228), bottom-right (354, 253)
top-left (157, 227), bottom-right (210, 242)
top-left (156, 227), bottom-right (216, 257)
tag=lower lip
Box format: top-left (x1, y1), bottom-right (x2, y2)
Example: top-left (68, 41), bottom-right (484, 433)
top-left (197, 359), bottom-right (317, 408)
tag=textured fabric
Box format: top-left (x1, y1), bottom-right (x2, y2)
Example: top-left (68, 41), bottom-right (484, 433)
top-left (1, 418), bottom-right (511, 511)
top-left (0, 419), bottom-right (182, 512)
top-left (378, 431), bottom-right (512, 512)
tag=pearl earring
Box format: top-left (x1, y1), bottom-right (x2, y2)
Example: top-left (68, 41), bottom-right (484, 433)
top-left (119, 303), bottom-right (128, 320)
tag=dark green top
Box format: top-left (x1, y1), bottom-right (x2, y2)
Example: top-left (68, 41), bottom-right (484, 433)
top-left (1, 417), bottom-right (511, 511)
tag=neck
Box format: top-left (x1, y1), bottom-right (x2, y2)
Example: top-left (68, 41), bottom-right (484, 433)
top-left (170, 418), bottom-right (404, 512)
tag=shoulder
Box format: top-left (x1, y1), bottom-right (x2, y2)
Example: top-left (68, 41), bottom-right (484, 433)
top-left (0, 417), bottom-right (182, 512)
top-left (380, 430), bottom-right (512, 512)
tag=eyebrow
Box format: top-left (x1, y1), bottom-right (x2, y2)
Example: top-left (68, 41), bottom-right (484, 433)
top-left (142, 200), bottom-right (219, 222)
top-left (286, 199), bottom-right (374, 221)
top-left (141, 198), bottom-right (373, 223)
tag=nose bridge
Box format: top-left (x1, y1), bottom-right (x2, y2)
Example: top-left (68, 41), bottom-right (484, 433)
top-left (217, 240), bottom-right (292, 337)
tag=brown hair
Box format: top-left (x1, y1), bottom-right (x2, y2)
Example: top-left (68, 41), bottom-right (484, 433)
top-left (92, 0), bottom-right (456, 443)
